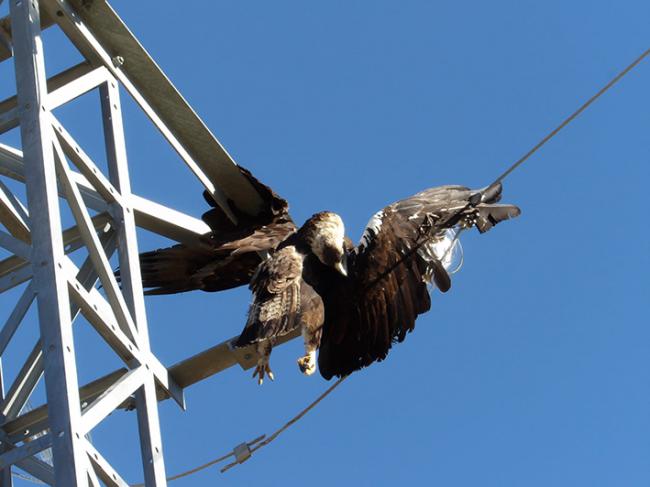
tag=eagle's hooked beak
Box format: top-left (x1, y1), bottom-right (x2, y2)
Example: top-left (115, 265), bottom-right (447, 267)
top-left (335, 255), bottom-right (348, 277)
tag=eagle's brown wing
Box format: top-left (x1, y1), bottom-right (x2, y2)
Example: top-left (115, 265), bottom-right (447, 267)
top-left (317, 183), bottom-right (520, 379)
top-left (130, 165), bottom-right (297, 295)
top-left (235, 246), bottom-right (304, 346)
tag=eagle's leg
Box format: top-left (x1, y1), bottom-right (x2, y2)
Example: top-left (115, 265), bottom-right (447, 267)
top-left (252, 340), bottom-right (275, 385)
top-left (297, 325), bottom-right (322, 376)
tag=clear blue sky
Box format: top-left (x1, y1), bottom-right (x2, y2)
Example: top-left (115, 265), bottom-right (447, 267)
top-left (1, 1), bottom-right (649, 486)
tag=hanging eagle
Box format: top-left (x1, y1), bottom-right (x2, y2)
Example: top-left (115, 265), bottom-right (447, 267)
top-left (133, 166), bottom-right (520, 383)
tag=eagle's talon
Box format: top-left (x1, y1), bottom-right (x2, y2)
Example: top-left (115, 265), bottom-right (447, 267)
top-left (252, 363), bottom-right (274, 385)
top-left (297, 355), bottom-right (316, 376)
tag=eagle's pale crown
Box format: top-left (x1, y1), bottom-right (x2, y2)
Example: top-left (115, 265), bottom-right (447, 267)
top-left (304, 212), bottom-right (346, 274)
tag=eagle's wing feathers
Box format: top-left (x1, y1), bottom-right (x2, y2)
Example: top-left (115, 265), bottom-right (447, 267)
top-left (127, 165), bottom-right (296, 295)
top-left (235, 246), bottom-right (304, 346)
top-left (318, 184), bottom-right (520, 379)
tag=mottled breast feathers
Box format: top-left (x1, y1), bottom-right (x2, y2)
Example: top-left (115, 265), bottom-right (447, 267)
top-left (235, 246), bottom-right (305, 346)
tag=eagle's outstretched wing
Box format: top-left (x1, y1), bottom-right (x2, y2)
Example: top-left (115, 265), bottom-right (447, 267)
top-left (130, 165), bottom-right (297, 295)
top-left (317, 183), bottom-right (520, 379)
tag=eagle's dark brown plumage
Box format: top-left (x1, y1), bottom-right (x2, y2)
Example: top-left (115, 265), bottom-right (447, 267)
top-left (313, 183), bottom-right (520, 379)
top-left (132, 166), bottom-right (296, 295)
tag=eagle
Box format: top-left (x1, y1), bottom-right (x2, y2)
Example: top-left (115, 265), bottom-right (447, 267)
top-left (133, 166), bottom-right (520, 383)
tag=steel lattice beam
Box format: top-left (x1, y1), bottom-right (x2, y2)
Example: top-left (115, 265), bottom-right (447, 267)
top-left (0, 0), bottom-right (300, 484)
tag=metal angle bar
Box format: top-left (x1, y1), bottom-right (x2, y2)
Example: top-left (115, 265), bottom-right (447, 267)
top-left (0, 20), bottom-right (11, 62)
top-left (80, 366), bottom-right (145, 434)
top-left (0, 433), bottom-right (52, 469)
top-left (0, 107), bottom-right (18, 136)
top-left (1, 229), bottom-right (117, 425)
top-left (0, 282), bottom-right (35, 356)
top-left (47, 65), bottom-right (108, 111)
top-left (134, 377), bottom-right (166, 486)
top-left (0, 179), bottom-right (30, 243)
top-left (15, 456), bottom-right (55, 485)
top-left (0, 61), bottom-right (95, 132)
top-left (95, 329), bottom-right (302, 410)
top-left (0, 241), bottom-right (112, 423)
top-left (0, 215), bottom-right (115, 472)
top-left (100, 77), bottom-right (177, 482)
top-left (0, 211), bottom-right (111, 275)
top-left (62, 256), bottom-right (184, 409)
top-left (66, 270), bottom-right (139, 365)
top-left (0, 145), bottom-right (24, 182)
top-left (130, 195), bottom-right (210, 243)
top-left (42, 0), bottom-right (251, 223)
top-left (1, 143), bottom-right (211, 243)
top-left (1, 141), bottom-right (109, 212)
top-left (100, 79), bottom-right (147, 346)
top-left (0, 212), bottom-right (111, 294)
top-left (146, 358), bottom-right (184, 411)
top-left (0, 146), bottom-right (113, 484)
top-left (4, 361), bottom-right (184, 440)
top-left (2, 368), bottom-right (127, 439)
top-left (52, 133), bottom-right (139, 344)
top-left (0, 181), bottom-right (29, 224)
top-left (0, 230), bottom-right (30, 260)
top-left (62, 0), bottom-right (268, 216)
top-left (86, 459), bottom-right (102, 487)
top-left (7, 417), bottom-right (49, 445)
top-left (85, 439), bottom-right (129, 487)
top-left (0, 265), bottom-right (31, 295)
top-left (51, 113), bottom-right (123, 206)
top-left (0, 358), bottom-right (12, 487)
top-left (168, 328), bottom-right (301, 390)
top-left (0, 344), bottom-right (43, 422)
top-left (0, 7), bottom-right (56, 63)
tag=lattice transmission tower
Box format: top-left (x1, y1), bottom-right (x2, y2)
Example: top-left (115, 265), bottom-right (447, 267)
top-left (0, 0), bottom-right (280, 484)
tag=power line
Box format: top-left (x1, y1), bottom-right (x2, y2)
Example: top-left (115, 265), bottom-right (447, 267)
top-left (492, 47), bottom-right (650, 186)
top-left (127, 376), bottom-right (348, 484)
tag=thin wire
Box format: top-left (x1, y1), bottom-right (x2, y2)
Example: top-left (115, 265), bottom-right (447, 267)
top-left (222, 375), bottom-right (349, 473)
top-left (127, 376), bottom-right (348, 484)
top-left (492, 47), bottom-right (650, 185)
top-left (129, 448), bottom-right (237, 486)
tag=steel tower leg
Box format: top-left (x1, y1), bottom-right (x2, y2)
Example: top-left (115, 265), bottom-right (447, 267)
top-left (11, 0), bottom-right (88, 484)
top-left (100, 75), bottom-right (167, 486)
top-left (2, 0), bottom-right (170, 484)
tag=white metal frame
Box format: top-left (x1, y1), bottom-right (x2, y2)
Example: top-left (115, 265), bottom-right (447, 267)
top-left (0, 0), bottom-right (273, 484)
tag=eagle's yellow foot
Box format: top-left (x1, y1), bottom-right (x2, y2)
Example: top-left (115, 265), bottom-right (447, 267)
top-left (297, 352), bottom-right (316, 376)
top-left (252, 363), bottom-right (274, 385)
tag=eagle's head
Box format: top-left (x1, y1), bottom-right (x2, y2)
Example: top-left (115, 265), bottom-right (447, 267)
top-left (302, 211), bottom-right (348, 276)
